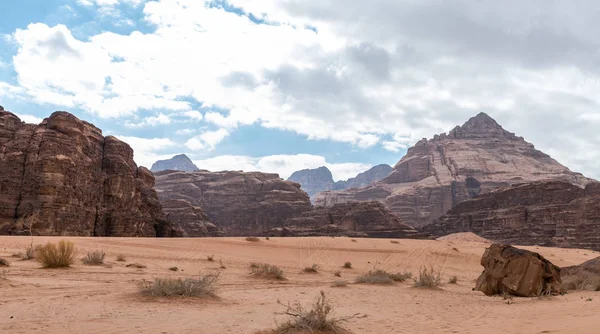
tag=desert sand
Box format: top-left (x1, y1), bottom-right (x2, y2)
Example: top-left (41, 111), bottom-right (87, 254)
top-left (1, 236), bottom-right (600, 334)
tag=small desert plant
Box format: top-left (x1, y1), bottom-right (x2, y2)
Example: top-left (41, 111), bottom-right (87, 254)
top-left (0, 258), bottom-right (9, 267)
top-left (266, 237), bottom-right (270, 240)
top-left (303, 263), bottom-right (319, 273)
top-left (137, 273), bottom-right (220, 298)
top-left (246, 236), bottom-right (260, 242)
top-left (413, 266), bottom-right (442, 288)
top-left (206, 254), bottom-right (215, 262)
top-left (390, 240), bottom-right (400, 244)
top-left (219, 259), bottom-right (226, 269)
top-left (116, 254), bottom-right (127, 262)
top-left (15, 245), bottom-right (39, 260)
top-left (169, 267), bottom-right (178, 271)
top-left (586, 297), bottom-right (593, 302)
top-left (331, 280), bottom-right (347, 287)
top-left (274, 291), bottom-right (357, 333)
top-left (36, 240), bottom-right (77, 268)
top-left (448, 276), bottom-right (458, 284)
top-left (82, 250), bottom-right (105, 265)
top-left (250, 263), bottom-right (285, 280)
top-left (356, 269), bottom-right (412, 284)
top-left (351, 239), bottom-right (357, 243)
top-left (334, 270), bottom-right (341, 277)
top-left (343, 262), bottom-right (352, 269)
top-left (126, 263), bottom-right (147, 269)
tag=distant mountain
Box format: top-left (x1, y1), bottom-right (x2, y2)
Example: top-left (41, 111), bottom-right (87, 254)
top-left (287, 164), bottom-right (393, 201)
top-left (151, 154), bottom-right (199, 173)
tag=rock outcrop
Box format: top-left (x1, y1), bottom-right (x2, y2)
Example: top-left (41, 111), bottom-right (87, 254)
top-left (279, 201), bottom-right (422, 238)
top-left (315, 113), bottom-right (591, 228)
top-left (0, 109), bottom-right (170, 237)
top-left (422, 181), bottom-right (600, 250)
top-left (561, 256), bottom-right (600, 291)
top-left (150, 154), bottom-right (199, 173)
top-left (154, 170), bottom-right (313, 236)
top-left (161, 199), bottom-right (223, 237)
top-left (287, 164), bottom-right (393, 201)
top-left (475, 244), bottom-right (562, 297)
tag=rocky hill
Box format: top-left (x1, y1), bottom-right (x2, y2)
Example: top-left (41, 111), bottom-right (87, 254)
top-left (287, 164), bottom-right (392, 200)
top-left (0, 109), bottom-right (172, 237)
top-left (151, 154), bottom-right (199, 172)
top-left (422, 181), bottom-right (600, 250)
top-left (315, 112), bottom-right (591, 228)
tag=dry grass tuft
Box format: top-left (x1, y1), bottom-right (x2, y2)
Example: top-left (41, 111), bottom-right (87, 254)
top-left (334, 270), bottom-right (341, 277)
top-left (169, 267), bottom-right (178, 271)
top-left (355, 269), bottom-right (412, 285)
top-left (250, 263), bottom-right (285, 280)
top-left (331, 280), bottom-right (348, 287)
top-left (351, 239), bottom-right (357, 243)
top-left (303, 263), bottom-right (319, 273)
top-left (14, 246), bottom-right (39, 260)
top-left (414, 266), bottom-right (442, 288)
top-left (207, 254), bottom-right (215, 262)
top-left (343, 262), bottom-right (352, 269)
top-left (448, 276), bottom-right (458, 284)
top-left (36, 240), bottom-right (77, 268)
top-left (273, 291), bottom-right (357, 333)
top-left (82, 250), bottom-right (105, 265)
top-left (116, 254), bottom-right (127, 262)
top-left (137, 273), bottom-right (219, 298)
top-left (0, 257), bottom-right (9, 267)
top-left (126, 263), bottom-right (147, 269)
top-left (246, 236), bottom-right (260, 242)
top-left (390, 240), bottom-right (400, 244)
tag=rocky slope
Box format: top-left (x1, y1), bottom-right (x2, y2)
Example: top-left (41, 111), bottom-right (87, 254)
top-left (0, 109), bottom-right (170, 237)
top-left (315, 112), bottom-right (591, 228)
top-left (154, 170), bottom-right (313, 236)
top-left (161, 199), bottom-right (223, 237)
top-left (287, 164), bottom-right (393, 200)
top-left (151, 154), bottom-right (200, 173)
top-left (422, 181), bottom-right (600, 250)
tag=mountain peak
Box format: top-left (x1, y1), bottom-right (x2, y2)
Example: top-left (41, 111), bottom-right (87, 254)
top-left (151, 154), bottom-right (200, 173)
top-left (449, 112), bottom-right (515, 139)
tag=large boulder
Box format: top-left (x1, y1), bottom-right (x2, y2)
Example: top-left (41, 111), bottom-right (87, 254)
top-left (475, 244), bottom-right (562, 297)
top-left (561, 256), bottom-right (600, 291)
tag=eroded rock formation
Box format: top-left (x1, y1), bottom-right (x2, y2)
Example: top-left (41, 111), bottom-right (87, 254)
top-left (561, 256), bottom-right (600, 291)
top-left (315, 113), bottom-right (591, 228)
top-left (423, 181), bottom-right (600, 250)
top-left (150, 154), bottom-right (200, 173)
top-left (0, 109), bottom-right (169, 237)
top-left (161, 199), bottom-right (223, 237)
top-left (475, 244), bottom-right (562, 297)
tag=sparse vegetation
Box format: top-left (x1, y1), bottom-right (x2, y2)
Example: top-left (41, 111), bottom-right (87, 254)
top-left (274, 291), bottom-right (357, 333)
top-left (246, 236), bottom-right (260, 242)
top-left (448, 276), bottom-right (458, 284)
top-left (343, 262), bottom-right (352, 269)
top-left (14, 245), bottom-right (39, 260)
top-left (250, 263), bottom-right (285, 280)
top-left (586, 297), bottom-right (593, 302)
top-left (303, 263), bottom-right (319, 273)
top-left (137, 273), bottom-right (220, 298)
top-left (334, 270), bottom-right (341, 277)
top-left (390, 240), bottom-right (400, 244)
top-left (0, 258), bottom-right (9, 267)
top-left (126, 263), bottom-right (147, 269)
top-left (351, 239), bottom-right (357, 243)
top-left (452, 247), bottom-right (459, 252)
top-left (219, 259), bottom-right (226, 269)
top-left (36, 240), bottom-right (77, 268)
top-left (356, 269), bottom-right (412, 285)
top-left (266, 237), bottom-right (270, 240)
top-left (169, 267), bottom-right (178, 271)
top-left (116, 254), bottom-right (127, 262)
top-left (207, 254), bottom-right (215, 262)
top-left (331, 280), bottom-right (347, 287)
top-left (82, 250), bottom-right (105, 265)
top-left (413, 267), bottom-right (442, 288)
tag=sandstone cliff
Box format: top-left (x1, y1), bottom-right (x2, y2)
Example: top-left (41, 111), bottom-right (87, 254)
top-left (0, 109), bottom-right (170, 236)
top-left (334, 164), bottom-right (393, 190)
top-left (422, 181), bottom-right (600, 250)
top-left (315, 113), bottom-right (591, 228)
top-left (151, 154), bottom-right (199, 173)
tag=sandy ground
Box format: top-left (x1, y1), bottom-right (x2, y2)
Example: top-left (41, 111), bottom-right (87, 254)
top-left (1, 236), bottom-right (600, 334)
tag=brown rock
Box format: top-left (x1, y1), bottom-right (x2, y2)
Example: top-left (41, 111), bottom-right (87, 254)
top-left (561, 257), bottom-right (600, 291)
top-left (161, 199), bottom-right (223, 237)
top-left (423, 181), bottom-right (600, 250)
top-left (0, 109), bottom-right (169, 237)
top-left (315, 113), bottom-right (591, 228)
top-left (475, 244), bottom-right (562, 297)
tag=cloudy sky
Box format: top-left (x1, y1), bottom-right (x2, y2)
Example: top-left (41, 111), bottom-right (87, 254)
top-left (1, 0), bottom-right (599, 180)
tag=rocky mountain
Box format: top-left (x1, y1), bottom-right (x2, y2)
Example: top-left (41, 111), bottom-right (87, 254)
top-left (422, 180), bottom-right (600, 250)
top-left (287, 164), bottom-right (393, 200)
top-left (0, 109), bottom-right (172, 237)
top-left (161, 199), bottom-right (223, 237)
top-left (151, 154), bottom-right (199, 172)
top-left (315, 112), bottom-right (591, 228)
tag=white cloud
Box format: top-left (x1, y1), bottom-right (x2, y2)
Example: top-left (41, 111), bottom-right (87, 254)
top-left (13, 113), bottom-right (43, 124)
top-left (181, 110), bottom-right (203, 121)
top-left (124, 113), bottom-right (171, 128)
top-left (193, 154), bottom-right (371, 181)
top-left (175, 128), bottom-right (195, 136)
top-left (185, 128), bottom-right (229, 151)
top-left (115, 135), bottom-right (176, 168)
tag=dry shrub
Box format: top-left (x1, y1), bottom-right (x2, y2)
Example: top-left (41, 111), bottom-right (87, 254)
top-left (414, 266), bottom-right (442, 288)
top-left (82, 250), bottom-right (105, 265)
top-left (334, 270), bottom-right (341, 277)
top-left (116, 254), bottom-right (127, 262)
top-left (343, 262), bottom-right (352, 269)
top-left (274, 291), bottom-right (356, 333)
top-left (219, 260), bottom-right (226, 269)
top-left (126, 263), bottom-right (147, 269)
top-left (250, 263), bottom-right (285, 280)
top-left (36, 240), bottom-right (77, 268)
top-left (246, 236), bottom-right (260, 242)
top-left (169, 267), bottom-right (178, 271)
top-left (14, 246), bottom-right (39, 260)
top-left (448, 276), bottom-right (458, 284)
top-left (331, 280), bottom-right (347, 287)
top-left (137, 273), bottom-right (219, 298)
top-left (351, 239), bottom-right (357, 243)
top-left (390, 240), bottom-right (400, 244)
top-left (207, 254), bottom-right (215, 262)
top-left (0, 258), bottom-right (9, 267)
top-left (355, 269), bottom-right (412, 285)
top-left (303, 263), bottom-right (319, 273)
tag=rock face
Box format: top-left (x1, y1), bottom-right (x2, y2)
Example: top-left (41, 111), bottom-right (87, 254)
top-left (423, 181), bottom-right (600, 250)
top-left (315, 113), bottom-right (591, 228)
top-left (561, 256), bottom-right (600, 291)
top-left (0, 109), bottom-right (169, 237)
top-left (280, 201), bottom-right (421, 238)
top-left (475, 244), bottom-right (562, 297)
top-left (154, 170), bottom-right (313, 236)
top-left (288, 164), bottom-right (392, 201)
top-left (161, 199), bottom-right (223, 237)
top-left (151, 154), bottom-right (199, 173)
